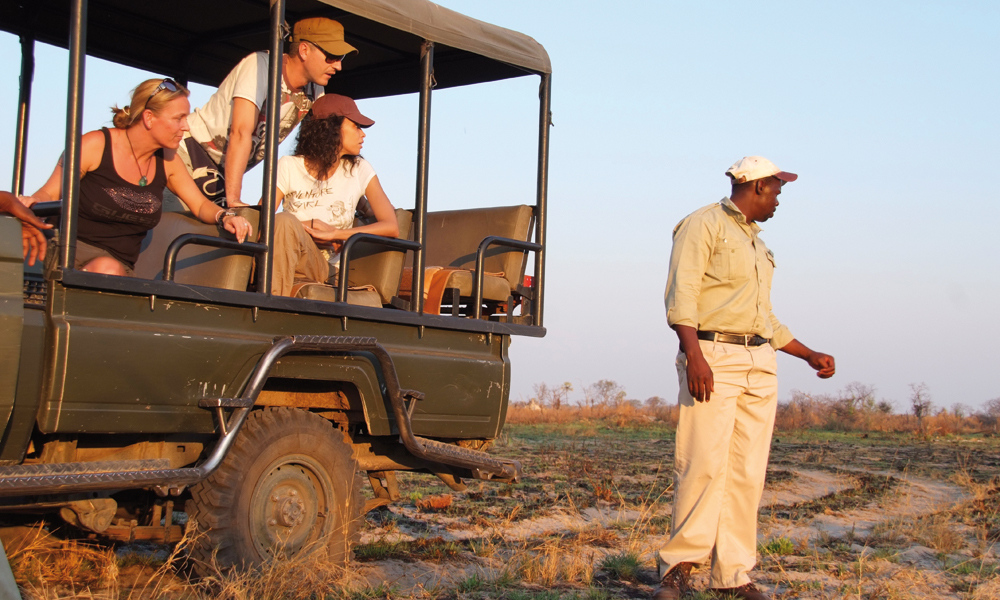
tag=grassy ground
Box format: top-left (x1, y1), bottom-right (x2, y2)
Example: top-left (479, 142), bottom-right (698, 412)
top-left (6, 424), bottom-right (1000, 599)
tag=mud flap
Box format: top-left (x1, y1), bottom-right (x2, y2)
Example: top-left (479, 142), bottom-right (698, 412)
top-left (0, 216), bottom-right (24, 436)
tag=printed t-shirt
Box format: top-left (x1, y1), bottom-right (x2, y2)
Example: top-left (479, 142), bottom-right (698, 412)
top-left (277, 155), bottom-right (376, 271)
top-left (277, 155), bottom-right (376, 228)
top-left (186, 51), bottom-right (324, 173)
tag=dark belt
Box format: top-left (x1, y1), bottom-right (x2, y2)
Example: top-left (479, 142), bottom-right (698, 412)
top-left (697, 331), bottom-right (770, 347)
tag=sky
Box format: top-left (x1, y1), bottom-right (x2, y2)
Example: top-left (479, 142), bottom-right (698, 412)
top-left (1, 1), bottom-right (998, 412)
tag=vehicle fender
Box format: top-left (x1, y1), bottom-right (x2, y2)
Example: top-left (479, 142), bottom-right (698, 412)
top-left (0, 216), bottom-right (24, 432)
top-left (265, 353), bottom-right (392, 435)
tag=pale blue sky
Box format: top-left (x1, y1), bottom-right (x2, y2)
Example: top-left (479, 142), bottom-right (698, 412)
top-left (2, 1), bottom-right (998, 410)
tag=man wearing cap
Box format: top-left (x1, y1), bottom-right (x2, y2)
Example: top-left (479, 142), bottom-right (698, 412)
top-left (655, 157), bottom-right (835, 600)
top-left (176, 17), bottom-right (357, 208)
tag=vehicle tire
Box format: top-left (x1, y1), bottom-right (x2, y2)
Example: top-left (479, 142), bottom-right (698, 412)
top-left (186, 407), bottom-right (363, 573)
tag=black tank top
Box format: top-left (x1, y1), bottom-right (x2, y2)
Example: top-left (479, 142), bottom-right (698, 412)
top-left (77, 128), bottom-right (166, 268)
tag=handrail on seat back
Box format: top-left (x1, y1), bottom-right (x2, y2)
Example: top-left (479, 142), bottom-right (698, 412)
top-left (293, 208), bottom-right (415, 307)
top-left (411, 204), bottom-right (536, 318)
top-left (133, 207), bottom-right (261, 291)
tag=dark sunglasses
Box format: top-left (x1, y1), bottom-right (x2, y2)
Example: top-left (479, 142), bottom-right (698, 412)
top-left (303, 40), bottom-right (347, 63)
top-left (147, 78), bottom-right (179, 103)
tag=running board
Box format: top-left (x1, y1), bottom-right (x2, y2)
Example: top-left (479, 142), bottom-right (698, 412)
top-left (413, 436), bottom-right (521, 482)
top-left (0, 459), bottom-right (203, 497)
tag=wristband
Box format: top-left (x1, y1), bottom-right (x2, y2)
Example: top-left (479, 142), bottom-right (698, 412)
top-left (216, 209), bottom-right (237, 225)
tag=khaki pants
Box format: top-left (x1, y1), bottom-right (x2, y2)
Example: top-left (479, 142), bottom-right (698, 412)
top-left (272, 212), bottom-right (329, 296)
top-left (658, 339), bottom-right (778, 589)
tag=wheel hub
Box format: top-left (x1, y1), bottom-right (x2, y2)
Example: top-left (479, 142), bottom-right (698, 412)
top-left (275, 493), bottom-right (305, 528)
top-left (249, 458), bottom-right (329, 558)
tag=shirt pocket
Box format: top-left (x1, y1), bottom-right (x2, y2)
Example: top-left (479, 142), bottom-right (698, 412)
top-left (710, 236), bottom-right (750, 281)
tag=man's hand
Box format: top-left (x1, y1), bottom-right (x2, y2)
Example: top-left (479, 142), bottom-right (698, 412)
top-left (806, 352), bottom-right (836, 379)
top-left (675, 325), bottom-right (714, 402)
top-left (0, 191), bottom-right (52, 266)
top-left (779, 339), bottom-right (836, 379)
top-left (686, 352), bottom-right (715, 402)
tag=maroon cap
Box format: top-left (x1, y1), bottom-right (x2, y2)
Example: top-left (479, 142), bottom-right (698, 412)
top-left (310, 94), bottom-right (374, 127)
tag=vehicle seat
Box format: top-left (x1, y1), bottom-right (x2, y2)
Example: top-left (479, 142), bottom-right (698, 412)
top-left (293, 208), bottom-right (413, 307)
top-left (133, 207), bottom-right (260, 291)
top-left (400, 205), bottom-right (534, 315)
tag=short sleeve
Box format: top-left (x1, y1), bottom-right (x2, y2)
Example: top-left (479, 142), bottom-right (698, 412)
top-left (276, 156), bottom-right (292, 195)
top-left (231, 52), bottom-right (268, 109)
top-left (355, 159), bottom-right (377, 193)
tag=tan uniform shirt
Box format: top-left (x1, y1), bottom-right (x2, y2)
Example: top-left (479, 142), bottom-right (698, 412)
top-left (664, 197), bottom-right (794, 349)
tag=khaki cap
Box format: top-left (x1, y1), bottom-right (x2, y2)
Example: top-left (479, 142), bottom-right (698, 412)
top-left (726, 156), bottom-right (798, 184)
top-left (292, 17), bottom-right (357, 56)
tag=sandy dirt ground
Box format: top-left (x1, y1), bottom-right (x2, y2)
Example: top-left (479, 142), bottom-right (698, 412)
top-left (4, 425), bottom-right (999, 599)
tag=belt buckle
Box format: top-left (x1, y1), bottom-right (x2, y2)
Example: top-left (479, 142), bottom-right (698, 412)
top-left (743, 334), bottom-right (751, 348)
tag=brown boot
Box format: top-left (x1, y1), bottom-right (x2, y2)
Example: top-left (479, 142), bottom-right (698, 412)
top-left (712, 582), bottom-right (769, 600)
top-left (651, 562), bottom-right (694, 600)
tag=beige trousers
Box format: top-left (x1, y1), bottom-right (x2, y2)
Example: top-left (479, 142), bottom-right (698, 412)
top-left (658, 339), bottom-right (778, 589)
top-left (272, 212), bottom-right (329, 296)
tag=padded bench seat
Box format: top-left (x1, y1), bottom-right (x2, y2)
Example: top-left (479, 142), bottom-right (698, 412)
top-left (399, 204), bottom-right (534, 315)
top-left (292, 208), bottom-right (413, 307)
top-left (133, 207), bottom-right (260, 291)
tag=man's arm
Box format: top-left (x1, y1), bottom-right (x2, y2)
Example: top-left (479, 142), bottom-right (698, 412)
top-left (665, 213), bottom-right (716, 402)
top-left (0, 191), bottom-right (52, 266)
top-left (222, 97), bottom-right (259, 207)
top-left (674, 324), bottom-right (714, 402)
top-left (777, 339), bottom-right (835, 378)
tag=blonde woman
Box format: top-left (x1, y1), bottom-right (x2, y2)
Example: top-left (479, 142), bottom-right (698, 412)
top-left (20, 78), bottom-right (253, 276)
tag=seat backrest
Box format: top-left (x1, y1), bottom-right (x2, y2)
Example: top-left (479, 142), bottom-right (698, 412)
top-left (423, 205), bottom-right (534, 289)
top-left (345, 208), bottom-right (413, 304)
top-left (133, 207), bottom-right (260, 291)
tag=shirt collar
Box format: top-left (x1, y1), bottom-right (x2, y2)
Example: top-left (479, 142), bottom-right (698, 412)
top-left (720, 197), bottom-right (762, 236)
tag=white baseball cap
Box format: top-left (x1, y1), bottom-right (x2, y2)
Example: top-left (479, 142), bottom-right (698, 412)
top-left (725, 156), bottom-right (798, 184)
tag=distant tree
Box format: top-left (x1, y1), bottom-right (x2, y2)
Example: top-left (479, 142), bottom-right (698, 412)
top-left (532, 382), bottom-right (551, 408)
top-left (980, 398), bottom-right (1000, 431)
top-left (645, 396), bottom-right (665, 409)
top-left (876, 400), bottom-right (894, 415)
top-left (910, 383), bottom-right (932, 434)
top-left (550, 382), bottom-right (573, 410)
top-left (589, 380), bottom-right (627, 408)
top-left (951, 403), bottom-right (972, 419)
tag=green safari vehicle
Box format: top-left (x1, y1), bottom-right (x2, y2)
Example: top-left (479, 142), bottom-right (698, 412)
top-left (0, 0), bottom-right (551, 569)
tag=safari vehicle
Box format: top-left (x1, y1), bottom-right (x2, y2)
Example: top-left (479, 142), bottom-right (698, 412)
top-left (0, 0), bottom-right (551, 569)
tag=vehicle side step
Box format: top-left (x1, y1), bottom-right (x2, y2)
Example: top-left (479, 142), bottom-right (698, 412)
top-left (413, 436), bottom-right (521, 482)
top-left (0, 459), bottom-right (183, 497)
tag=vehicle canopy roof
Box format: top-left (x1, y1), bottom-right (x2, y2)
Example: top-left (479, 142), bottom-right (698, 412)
top-left (0, 0), bottom-right (551, 99)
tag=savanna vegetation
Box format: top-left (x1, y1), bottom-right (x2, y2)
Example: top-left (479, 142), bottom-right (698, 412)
top-left (4, 380), bottom-right (999, 599)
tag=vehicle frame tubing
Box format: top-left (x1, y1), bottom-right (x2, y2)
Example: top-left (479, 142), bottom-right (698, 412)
top-left (59, 0), bottom-right (88, 271)
top-left (12, 36), bottom-right (35, 195)
top-left (534, 73), bottom-right (551, 328)
top-left (412, 41), bottom-right (434, 314)
top-left (255, 0), bottom-right (286, 295)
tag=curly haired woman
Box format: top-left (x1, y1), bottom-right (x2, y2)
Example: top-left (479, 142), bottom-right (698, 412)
top-left (271, 93), bottom-right (398, 296)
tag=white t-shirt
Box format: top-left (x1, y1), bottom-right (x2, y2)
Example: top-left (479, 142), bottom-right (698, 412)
top-left (186, 51), bottom-right (324, 173)
top-left (277, 155), bottom-right (377, 230)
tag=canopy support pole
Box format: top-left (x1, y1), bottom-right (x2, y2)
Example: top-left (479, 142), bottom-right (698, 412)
top-left (12, 36), bottom-right (34, 195)
top-left (411, 41), bottom-right (434, 315)
top-left (59, 0), bottom-right (87, 271)
top-left (533, 73), bottom-right (552, 328)
top-left (256, 0), bottom-right (285, 295)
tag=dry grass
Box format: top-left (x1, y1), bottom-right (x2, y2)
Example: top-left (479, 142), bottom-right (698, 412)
top-left (5, 426), bottom-right (1000, 599)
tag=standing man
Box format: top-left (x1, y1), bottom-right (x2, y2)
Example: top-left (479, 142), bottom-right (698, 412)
top-left (656, 156), bottom-right (835, 600)
top-left (177, 17), bottom-right (357, 208)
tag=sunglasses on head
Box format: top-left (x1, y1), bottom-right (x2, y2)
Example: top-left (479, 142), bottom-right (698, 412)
top-left (147, 78), bottom-right (179, 103)
top-left (303, 40), bottom-right (347, 63)
top-left (140, 78), bottom-right (180, 116)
